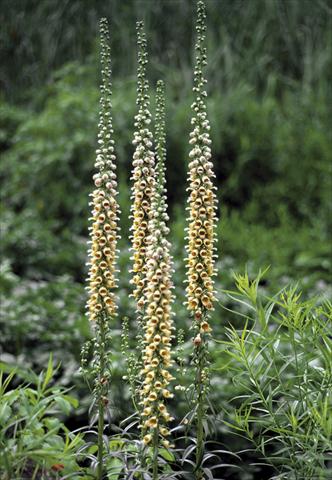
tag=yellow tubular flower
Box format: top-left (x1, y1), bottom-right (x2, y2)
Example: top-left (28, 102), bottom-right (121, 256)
top-left (185, 1), bottom-right (218, 333)
top-left (86, 18), bottom-right (120, 325)
top-left (130, 21), bottom-right (156, 310)
top-left (139, 80), bottom-right (175, 446)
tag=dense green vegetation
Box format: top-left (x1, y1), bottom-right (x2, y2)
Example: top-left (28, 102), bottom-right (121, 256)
top-left (0, 0), bottom-right (331, 478)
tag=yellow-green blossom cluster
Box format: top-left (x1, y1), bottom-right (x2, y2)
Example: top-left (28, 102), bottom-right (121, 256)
top-left (86, 19), bottom-right (120, 323)
top-left (130, 22), bottom-right (156, 310)
top-left (139, 81), bottom-right (175, 448)
top-left (185, 0), bottom-right (217, 333)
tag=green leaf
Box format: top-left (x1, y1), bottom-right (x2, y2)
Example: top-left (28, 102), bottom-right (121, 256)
top-left (0, 403), bottom-right (12, 425)
top-left (54, 396), bottom-right (72, 415)
top-left (159, 447), bottom-right (175, 461)
top-left (42, 354), bottom-right (53, 391)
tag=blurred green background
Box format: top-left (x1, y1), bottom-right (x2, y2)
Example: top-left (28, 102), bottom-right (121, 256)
top-left (0, 0), bottom-right (331, 476)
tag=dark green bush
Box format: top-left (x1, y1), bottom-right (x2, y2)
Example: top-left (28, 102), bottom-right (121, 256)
top-left (1, 64), bottom-right (330, 280)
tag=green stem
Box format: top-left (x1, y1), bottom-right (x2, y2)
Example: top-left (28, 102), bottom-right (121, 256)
top-left (31, 463), bottom-right (39, 480)
top-left (97, 399), bottom-right (105, 480)
top-left (195, 344), bottom-right (205, 480)
top-left (152, 427), bottom-right (159, 480)
top-left (2, 449), bottom-right (12, 479)
top-left (196, 395), bottom-right (204, 478)
top-left (290, 328), bottom-right (304, 408)
top-left (97, 319), bottom-right (106, 480)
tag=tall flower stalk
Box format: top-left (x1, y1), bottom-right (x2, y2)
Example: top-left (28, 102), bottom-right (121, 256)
top-left (129, 21), bottom-right (157, 409)
top-left (84, 18), bottom-right (120, 480)
top-left (185, 1), bottom-right (218, 477)
top-left (130, 21), bottom-right (156, 310)
top-left (139, 80), bottom-right (175, 479)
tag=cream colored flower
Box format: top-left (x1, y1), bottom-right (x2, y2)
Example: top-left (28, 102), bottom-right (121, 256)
top-left (143, 434), bottom-right (152, 445)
